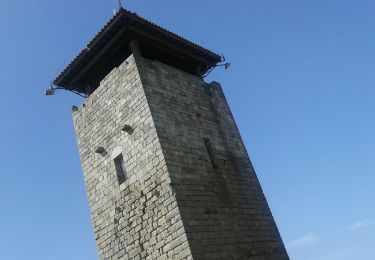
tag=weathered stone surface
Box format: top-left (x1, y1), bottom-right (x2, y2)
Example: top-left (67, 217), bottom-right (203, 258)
top-left (73, 54), bottom-right (288, 259)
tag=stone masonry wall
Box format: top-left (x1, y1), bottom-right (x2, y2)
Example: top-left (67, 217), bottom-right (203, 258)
top-left (73, 55), bottom-right (193, 260)
top-left (73, 53), bottom-right (288, 260)
top-left (135, 56), bottom-right (289, 260)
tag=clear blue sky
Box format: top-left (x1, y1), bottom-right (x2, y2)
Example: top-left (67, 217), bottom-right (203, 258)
top-left (0, 0), bottom-right (374, 259)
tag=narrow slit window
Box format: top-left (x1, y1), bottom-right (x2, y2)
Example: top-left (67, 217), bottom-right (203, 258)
top-left (203, 138), bottom-right (217, 169)
top-left (114, 154), bottom-right (127, 185)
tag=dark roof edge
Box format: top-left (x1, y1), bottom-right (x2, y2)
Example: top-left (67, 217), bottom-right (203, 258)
top-left (124, 9), bottom-right (220, 58)
top-left (53, 10), bottom-right (125, 86)
top-left (53, 8), bottom-right (221, 87)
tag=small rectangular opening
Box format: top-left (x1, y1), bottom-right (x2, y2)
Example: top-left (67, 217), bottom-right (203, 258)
top-left (114, 154), bottom-right (127, 185)
top-left (203, 138), bottom-right (217, 169)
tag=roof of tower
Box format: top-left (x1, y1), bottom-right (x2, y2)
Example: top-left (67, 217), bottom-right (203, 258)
top-left (53, 8), bottom-right (222, 94)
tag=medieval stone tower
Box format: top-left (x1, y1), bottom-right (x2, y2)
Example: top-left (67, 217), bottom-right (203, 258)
top-left (53, 8), bottom-right (288, 260)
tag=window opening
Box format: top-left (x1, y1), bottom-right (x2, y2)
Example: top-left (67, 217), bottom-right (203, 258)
top-left (203, 138), bottom-right (217, 169)
top-left (114, 154), bottom-right (127, 185)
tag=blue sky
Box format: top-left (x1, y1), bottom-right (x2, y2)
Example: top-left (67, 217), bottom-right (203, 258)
top-left (0, 0), bottom-right (374, 259)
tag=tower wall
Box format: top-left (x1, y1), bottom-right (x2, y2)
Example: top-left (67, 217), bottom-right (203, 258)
top-left (73, 54), bottom-right (288, 260)
top-left (136, 57), bottom-right (288, 260)
top-left (73, 55), bottom-right (193, 260)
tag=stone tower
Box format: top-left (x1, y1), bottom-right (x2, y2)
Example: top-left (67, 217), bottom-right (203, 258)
top-left (53, 8), bottom-right (288, 260)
